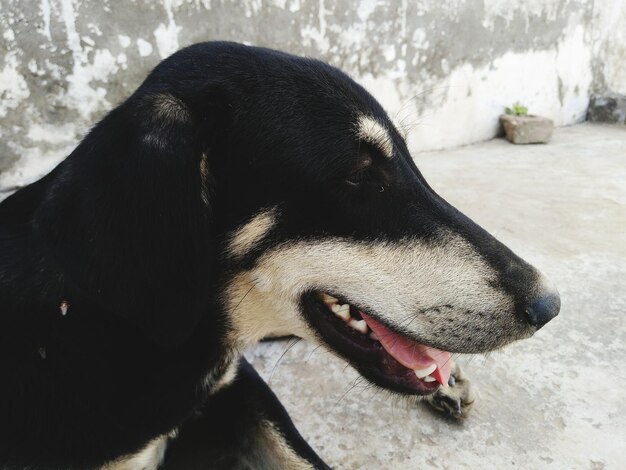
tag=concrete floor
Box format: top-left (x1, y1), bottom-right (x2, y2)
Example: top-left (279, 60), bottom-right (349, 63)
top-left (247, 123), bottom-right (626, 469)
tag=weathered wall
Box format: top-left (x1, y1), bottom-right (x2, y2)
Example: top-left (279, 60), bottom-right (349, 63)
top-left (592, 0), bottom-right (626, 95)
top-left (586, 0), bottom-right (626, 124)
top-left (0, 0), bottom-right (623, 188)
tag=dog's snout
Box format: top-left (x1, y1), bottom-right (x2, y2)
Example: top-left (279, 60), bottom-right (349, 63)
top-left (525, 288), bottom-right (560, 328)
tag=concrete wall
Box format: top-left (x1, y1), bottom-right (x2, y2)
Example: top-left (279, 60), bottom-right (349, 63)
top-left (0, 0), bottom-right (624, 189)
top-left (592, 0), bottom-right (626, 95)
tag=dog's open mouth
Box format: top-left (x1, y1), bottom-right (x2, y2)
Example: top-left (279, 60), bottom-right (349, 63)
top-left (301, 292), bottom-right (452, 395)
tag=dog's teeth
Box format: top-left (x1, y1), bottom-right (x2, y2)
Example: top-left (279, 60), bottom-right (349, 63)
top-left (320, 293), bottom-right (338, 305)
top-left (331, 304), bottom-right (350, 321)
top-left (423, 375), bottom-right (437, 382)
top-left (414, 363), bottom-right (437, 379)
top-left (369, 331), bottom-right (379, 341)
top-left (337, 309), bottom-right (351, 322)
top-left (348, 319), bottom-right (368, 334)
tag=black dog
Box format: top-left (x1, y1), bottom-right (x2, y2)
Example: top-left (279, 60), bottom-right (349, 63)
top-left (0, 42), bottom-right (560, 469)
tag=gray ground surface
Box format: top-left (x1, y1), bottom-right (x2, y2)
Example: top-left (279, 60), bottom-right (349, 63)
top-left (247, 123), bottom-right (626, 469)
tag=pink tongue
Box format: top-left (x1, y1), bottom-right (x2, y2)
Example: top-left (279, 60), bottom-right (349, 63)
top-left (360, 312), bottom-right (451, 387)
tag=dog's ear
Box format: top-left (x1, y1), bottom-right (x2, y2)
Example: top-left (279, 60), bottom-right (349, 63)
top-left (37, 92), bottom-right (227, 350)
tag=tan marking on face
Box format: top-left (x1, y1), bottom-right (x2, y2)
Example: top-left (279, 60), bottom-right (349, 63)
top-left (356, 115), bottom-right (394, 158)
top-left (224, 232), bottom-right (520, 352)
top-left (228, 208), bottom-right (279, 259)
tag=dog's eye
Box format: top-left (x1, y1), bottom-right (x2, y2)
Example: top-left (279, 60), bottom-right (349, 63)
top-left (344, 142), bottom-right (382, 189)
top-left (344, 169), bottom-right (386, 193)
top-left (344, 168), bottom-right (368, 187)
top-left (344, 144), bottom-right (376, 188)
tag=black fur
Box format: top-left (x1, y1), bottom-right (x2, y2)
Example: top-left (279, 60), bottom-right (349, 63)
top-left (0, 41), bottom-right (371, 469)
top-left (162, 358), bottom-right (329, 470)
top-left (0, 42), bottom-right (557, 468)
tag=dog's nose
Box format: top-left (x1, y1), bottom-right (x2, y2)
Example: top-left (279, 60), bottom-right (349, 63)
top-left (525, 290), bottom-right (560, 328)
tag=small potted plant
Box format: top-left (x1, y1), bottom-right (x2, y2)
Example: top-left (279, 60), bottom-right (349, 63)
top-left (500, 102), bottom-right (553, 144)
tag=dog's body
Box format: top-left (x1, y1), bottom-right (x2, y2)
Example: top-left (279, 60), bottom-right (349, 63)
top-left (0, 42), bottom-right (559, 469)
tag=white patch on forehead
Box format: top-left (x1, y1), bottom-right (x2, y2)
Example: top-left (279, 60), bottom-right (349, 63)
top-left (356, 115), bottom-right (394, 158)
top-left (224, 232), bottom-right (514, 349)
top-left (228, 207), bottom-right (279, 258)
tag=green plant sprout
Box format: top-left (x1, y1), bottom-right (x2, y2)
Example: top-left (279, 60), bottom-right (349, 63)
top-left (505, 102), bottom-right (529, 116)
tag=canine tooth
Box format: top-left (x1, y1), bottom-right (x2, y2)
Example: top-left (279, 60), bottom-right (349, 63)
top-left (331, 304), bottom-right (350, 321)
top-left (348, 319), bottom-right (368, 334)
top-left (369, 331), bottom-right (379, 341)
top-left (423, 375), bottom-right (437, 382)
top-left (320, 293), bottom-right (338, 304)
top-left (414, 363), bottom-right (437, 379)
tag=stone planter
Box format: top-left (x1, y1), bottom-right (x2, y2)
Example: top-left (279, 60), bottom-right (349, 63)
top-left (500, 114), bottom-right (554, 144)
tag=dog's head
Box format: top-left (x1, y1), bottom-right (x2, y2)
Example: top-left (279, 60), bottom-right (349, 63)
top-left (39, 42), bottom-right (559, 395)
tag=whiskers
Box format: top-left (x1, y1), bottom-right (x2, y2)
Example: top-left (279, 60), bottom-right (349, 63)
top-left (391, 84), bottom-right (471, 144)
top-left (333, 374), bottom-right (375, 411)
top-left (268, 336), bottom-right (302, 386)
top-left (392, 86), bottom-right (451, 136)
top-left (230, 279), bottom-right (259, 316)
top-left (305, 344), bottom-right (326, 362)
